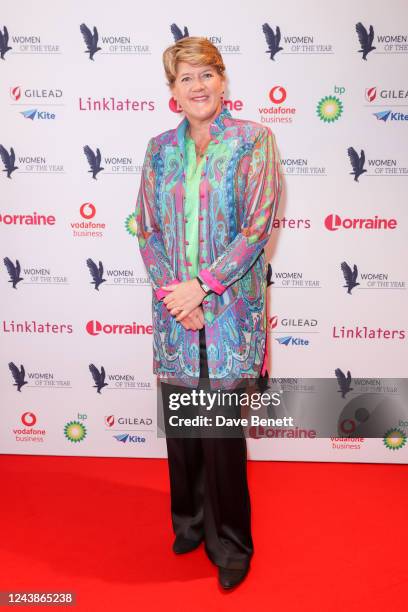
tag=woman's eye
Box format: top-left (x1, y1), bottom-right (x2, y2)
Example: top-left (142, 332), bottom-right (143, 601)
top-left (181, 77), bottom-right (190, 82)
top-left (203, 73), bottom-right (213, 79)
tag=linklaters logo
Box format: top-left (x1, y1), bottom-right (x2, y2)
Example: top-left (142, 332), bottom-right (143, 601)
top-left (64, 421), bottom-right (87, 443)
top-left (317, 94), bottom-right (343, 123)
top-left (383, 428), bottom-right (407, 450)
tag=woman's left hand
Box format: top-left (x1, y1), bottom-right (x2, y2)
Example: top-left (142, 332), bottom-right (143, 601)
top-left (162, 278), bottom-right (206, 321)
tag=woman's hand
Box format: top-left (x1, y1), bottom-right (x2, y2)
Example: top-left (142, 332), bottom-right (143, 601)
top-left (162, 278), bottom-right (206, 322)
top-left (179, 305), bottom-right (205, 331)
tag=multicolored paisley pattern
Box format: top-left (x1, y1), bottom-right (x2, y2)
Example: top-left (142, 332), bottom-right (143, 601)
top-left (135, 105), bottom-right (282, 389)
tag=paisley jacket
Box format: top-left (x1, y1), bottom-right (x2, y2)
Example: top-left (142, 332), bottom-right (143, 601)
top-left (135, 105), bottom-right (282, 390)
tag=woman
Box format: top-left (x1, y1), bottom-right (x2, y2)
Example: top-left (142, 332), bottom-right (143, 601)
top-left (135, 37), bottom-right (282, 589)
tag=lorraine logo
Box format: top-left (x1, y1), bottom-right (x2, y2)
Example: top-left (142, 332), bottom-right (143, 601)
top-left (269, 86), bottom-right (287, 104)
top-left (64, 421), bottom-right (87, 443)
top-left (262, 23), bottom-right (283, 61)
top-left (365, 87), bottom-right (377, 102)
top-left (0, 26), bottom-right (12, 59)
top-left (383, 428), bottom-right (407, 450)
top-left (170, 23), bottom-right (189, 42)
top-left (89, 363), bottom-right (108, 393)
top-left (80, 23), bottom-right (101, 61)
top-left (317, 96), bottom-right (343, 123)
top-left (86, 258), bottom-right (106, 290)
top-left (83, 145), bottom-right (104, 179)
top-left (355, 22), bottom-right (376, 60)
top-left (347, 147), bottom-right (366, 182)
top-left (335, 368), bottom-right (353, 398)
top-left (3, 257), bottom-right (23, 288)
top-left (8, 362), bottom-right (27, 392)
top-left (125, 212), bottom-right (137, 237)
top-left (340, 261), bottom-right (360, 294)
top-left (0, 144), bottom-right (18, 178)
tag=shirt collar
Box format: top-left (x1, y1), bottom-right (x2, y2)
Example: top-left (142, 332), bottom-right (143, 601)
top-left (174, 104), bottom-right (232, 159)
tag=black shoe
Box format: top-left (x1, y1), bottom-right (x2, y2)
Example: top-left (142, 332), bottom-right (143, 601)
top-left (172, 535), bottom-right (202, 554)
top-left (218, 565), bottom-right (250, 590)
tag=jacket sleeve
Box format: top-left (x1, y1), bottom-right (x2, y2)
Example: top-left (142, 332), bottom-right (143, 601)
top-left (135, 137), bottom-right (181, 300)
top-left (197, 126), bottom-right (282, 295)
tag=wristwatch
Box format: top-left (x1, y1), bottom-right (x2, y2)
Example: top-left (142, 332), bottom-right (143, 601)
top-left (196, 274), bottom-right (211, 294)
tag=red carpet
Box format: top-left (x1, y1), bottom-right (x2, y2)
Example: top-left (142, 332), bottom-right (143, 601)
top-left (1, 455), bottom-right (407, 611)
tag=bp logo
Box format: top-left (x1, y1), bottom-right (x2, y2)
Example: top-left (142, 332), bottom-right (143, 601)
top-left (125, 212), bottom-right (137, 237)
top-left (64, 421), bottom-right (87, 443)
top-left (383, 428), bottom-right (407, 451)
top-left (317, 96), bottom-right (343, 123)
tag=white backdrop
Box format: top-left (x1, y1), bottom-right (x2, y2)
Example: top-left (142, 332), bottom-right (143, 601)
top-left (1, 0), bottom-right (407, 463)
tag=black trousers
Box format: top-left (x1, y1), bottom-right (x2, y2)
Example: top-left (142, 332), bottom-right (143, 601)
top-left (160, 327), bottom-right (254, 570)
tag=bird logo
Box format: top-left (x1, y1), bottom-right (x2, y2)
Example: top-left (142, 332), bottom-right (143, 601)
top-left (83, 145), bottom-right (104, 179)
top-left (347, 147), bottom-right (367, 182)
top-left (0, 25), bottom-right (12, 59)
top-left (86, 258), bottom-right (106, 290)
top-left (9, 362), bottom-right (28, 392)
top-left (170, 23), bottom-right (189, 42)
top-left (340, 261), bottom-right (360, 294)
top-left (80, 23), bottom-right (101, 60)
top-left (3, 257), bottom-right (24, 289)
top-left (355, 22), bottom-right (376, 60)
top-left (89, 364), bottom-right (108, 393)
top-left (262, 23), bottom-right (283, 61)
top-left (335, 368), bottom-right (353, 398)
top-left (0, 145), bottom-right (19, 179)
top-left (266, 264), bottom-right (274, 287)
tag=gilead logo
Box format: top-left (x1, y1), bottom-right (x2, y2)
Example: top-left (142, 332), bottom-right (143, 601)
top-left (86, 320), bottom-right (153, 336)
top-left (324, 214), bottom-right (397, 231)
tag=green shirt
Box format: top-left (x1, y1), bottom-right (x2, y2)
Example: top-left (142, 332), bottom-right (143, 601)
top-left (184, 134), bottom-right (217, 279)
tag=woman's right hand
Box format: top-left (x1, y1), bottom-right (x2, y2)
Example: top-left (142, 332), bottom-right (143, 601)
top-left (179, 305), bottom-right (205, 331)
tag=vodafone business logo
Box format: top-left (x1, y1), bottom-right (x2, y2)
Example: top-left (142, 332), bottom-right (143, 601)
top-left (324, 214), bottom-right (397, 231)
top-left (269, 86), bottom-right (287, 104)
top-left (21, 412), bottom-right (36, 426)
top-left (86, 320), bottom-right (153, 336)
top-left (80, 203), bottom-right (96, 219)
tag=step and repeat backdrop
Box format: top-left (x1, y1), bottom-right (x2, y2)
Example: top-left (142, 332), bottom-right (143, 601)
top-left (1, 0), bottom-right (407, 463)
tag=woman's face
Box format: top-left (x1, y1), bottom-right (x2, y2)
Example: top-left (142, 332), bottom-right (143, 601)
top-left (171, 61), bottom-right (225, 124)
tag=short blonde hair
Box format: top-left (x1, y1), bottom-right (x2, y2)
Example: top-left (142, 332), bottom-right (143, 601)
top-left (162, 36), bottom-right (226, 87)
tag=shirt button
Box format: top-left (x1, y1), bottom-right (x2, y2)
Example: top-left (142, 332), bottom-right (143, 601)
top-left (184, 217), bottom-right (188, 222)
top-left (200, 194), bottom-right (204, 199)
top-left (186, 262), bottom-right (192, 267)
top-left (199, 239), bottom-right (204, 243)
top-left (201, 171), bottom-right (205, 176)
top-left (200, 258), bottom-right (205, 264)
top-left (199, 216), bottom-right (204, 221)
top-left (184, 240), bottom-right (189, 245)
